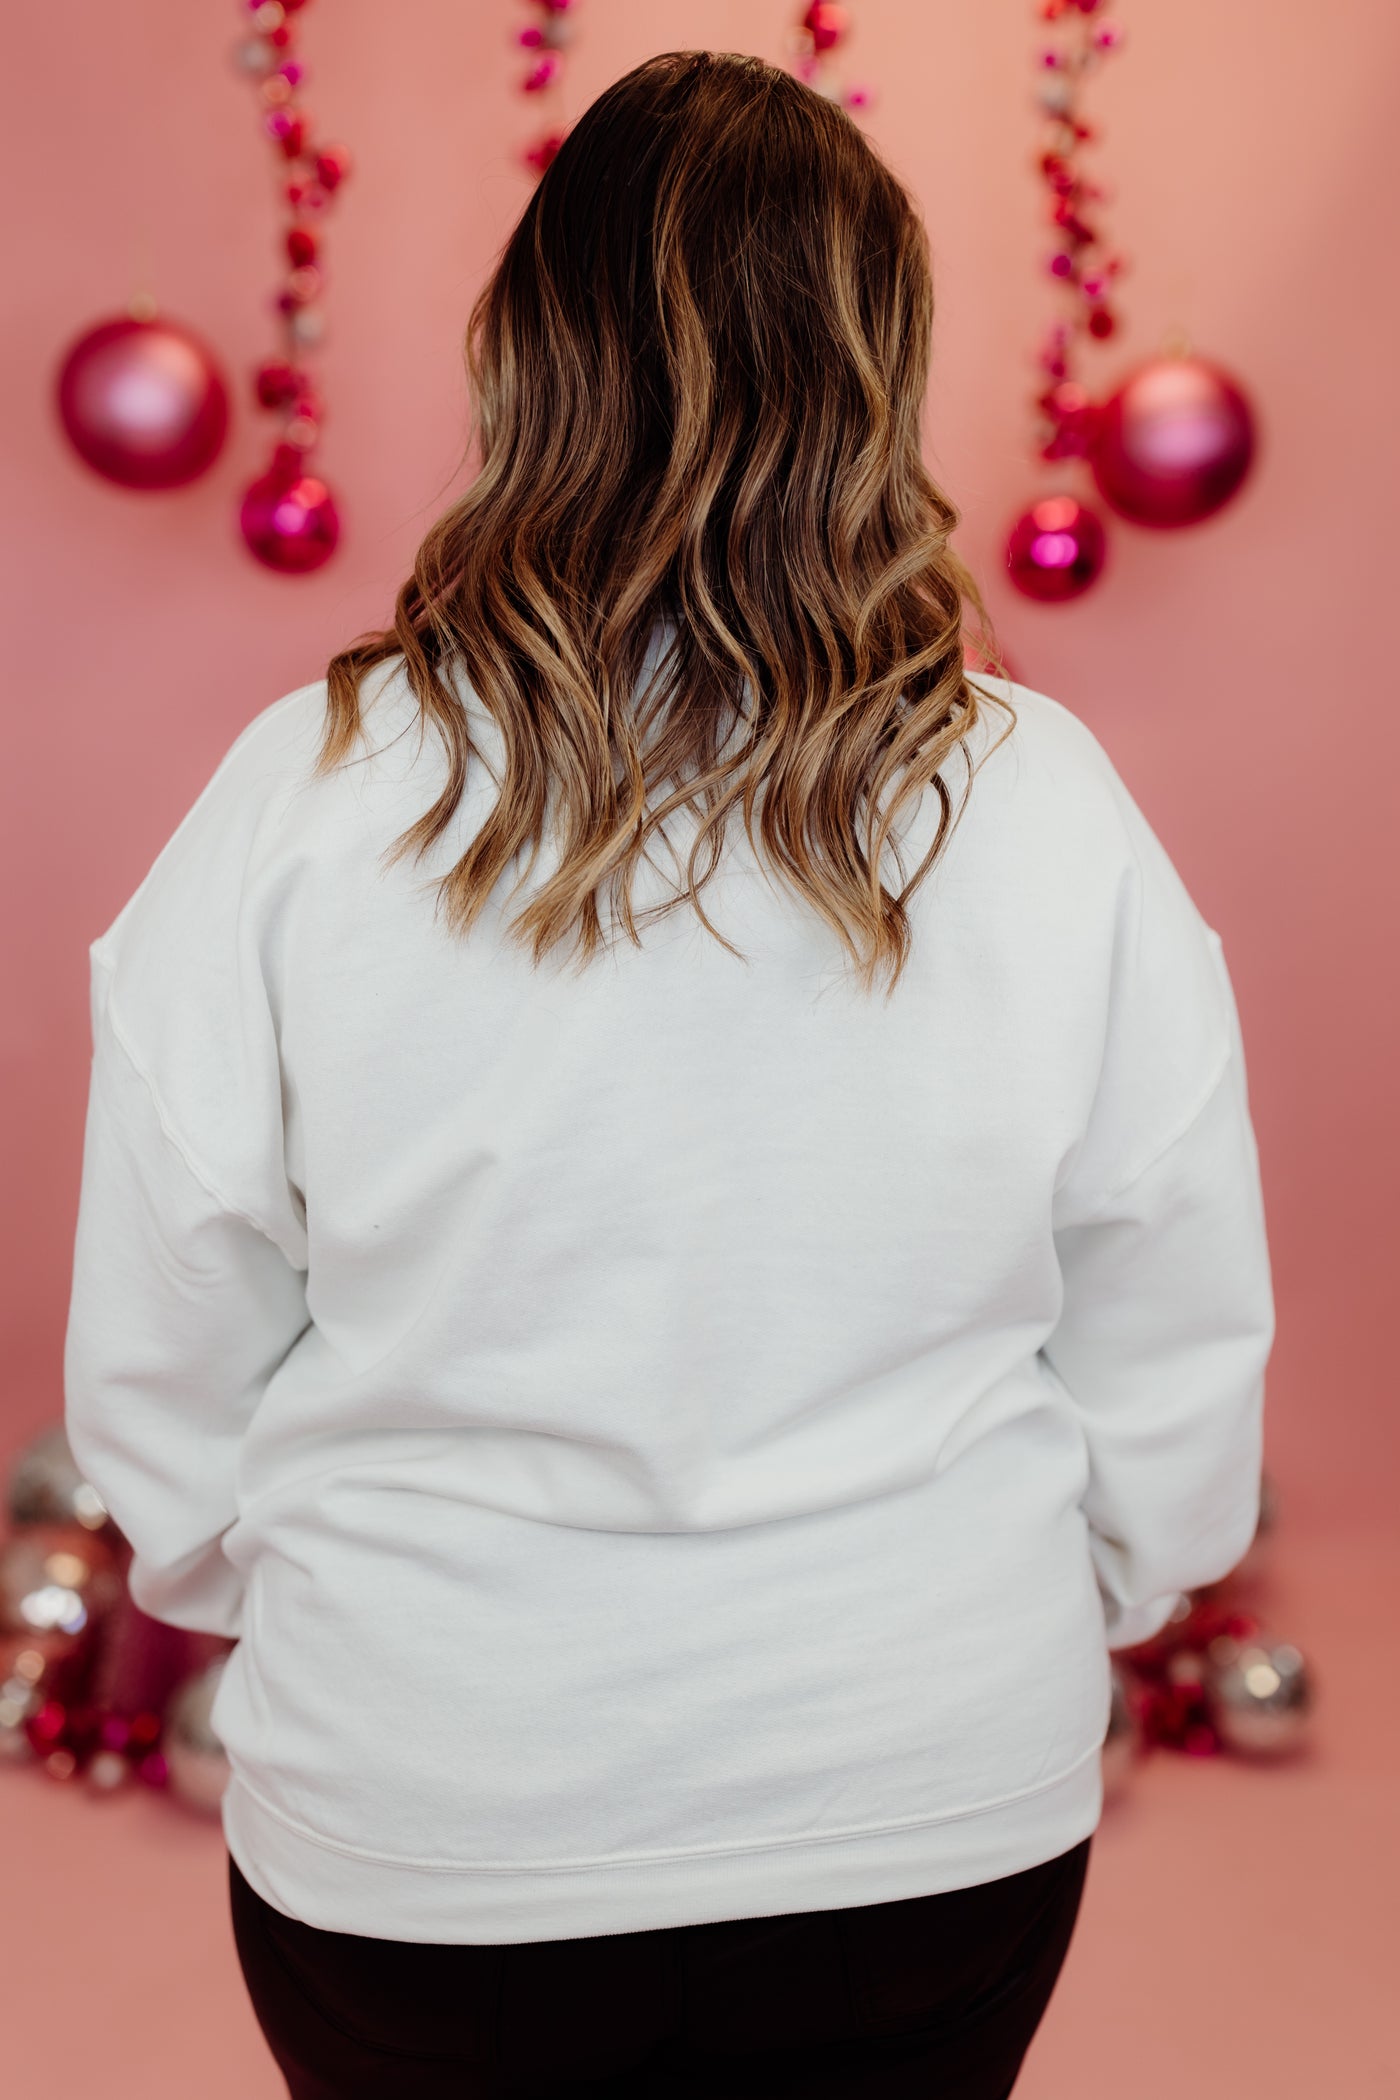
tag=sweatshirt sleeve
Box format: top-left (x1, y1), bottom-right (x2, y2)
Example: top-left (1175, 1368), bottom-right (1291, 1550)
top-left (1042, 777), bottom-right (1276, 1651)
top-left (63, 955), bottom-right (310, 1641)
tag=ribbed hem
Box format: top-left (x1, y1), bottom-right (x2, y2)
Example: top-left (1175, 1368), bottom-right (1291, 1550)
top-left (221, 1745), bottom-right (1104, 1946)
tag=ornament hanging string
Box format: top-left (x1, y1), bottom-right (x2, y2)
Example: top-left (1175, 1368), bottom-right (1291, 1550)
top-left (231, 0), bottom-right (349, 573)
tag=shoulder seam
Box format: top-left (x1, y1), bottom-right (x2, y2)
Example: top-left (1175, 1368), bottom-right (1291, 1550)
top-left (98, 989), bottom-right (281, 1242)
top-left (1068, 1040), bottom-right (1235, 1226)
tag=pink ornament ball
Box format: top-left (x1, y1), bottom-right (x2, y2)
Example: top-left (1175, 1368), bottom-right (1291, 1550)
top-left (1005, 494), bottom-right (1107, 602)
top-left (1090, 355), bottom-right (1256, 529)
top-left (803, 2), bottom-right (850, 52)
top-left (240, 448), bottom-right (340, 573)
top-left (56, 316), bottom-right (229, 491)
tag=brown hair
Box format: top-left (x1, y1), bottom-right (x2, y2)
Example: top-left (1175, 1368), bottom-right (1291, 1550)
top-left (320, 49), bottom-right (1011, 996)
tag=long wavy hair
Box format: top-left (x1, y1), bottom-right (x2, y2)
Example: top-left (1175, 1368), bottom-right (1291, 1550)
top-left (320, 48), bottom-right (1012, 997)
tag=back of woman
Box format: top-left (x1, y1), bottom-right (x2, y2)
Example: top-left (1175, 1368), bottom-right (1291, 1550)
top-left (64, 49), bottom-right (1273, 2100)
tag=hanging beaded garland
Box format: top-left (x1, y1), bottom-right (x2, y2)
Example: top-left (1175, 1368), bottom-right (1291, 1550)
top-left (787, 3), bottom-right (876, 116)
top-left (1004, 0), bottom-right (1123, 602)
top-left (515, 0), bottom-right (580, 179)
top-left (1006, 0), bottom-right (1258, 599)
top-left (230, 0), bottom-right (349, 572)
top-left (1029, 0), bottom-right (1127, 461)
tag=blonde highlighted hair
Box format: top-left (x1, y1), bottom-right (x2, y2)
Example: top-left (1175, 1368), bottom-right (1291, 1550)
top-left (320, 49), bottom-right (1012, 996)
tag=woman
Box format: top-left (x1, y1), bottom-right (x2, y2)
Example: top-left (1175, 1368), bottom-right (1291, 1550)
top-left (64, 49), bottom-right (1274, 2100)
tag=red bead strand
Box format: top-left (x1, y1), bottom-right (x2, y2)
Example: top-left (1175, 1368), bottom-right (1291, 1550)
top-left (1028, 0), bottom-right (1126, 464)
top-left (786, 2), bottom-right (877, 118)
top-left (515, 0), bottom-right (580, 178)
top-left (231, 0), bottom-right (346, 571)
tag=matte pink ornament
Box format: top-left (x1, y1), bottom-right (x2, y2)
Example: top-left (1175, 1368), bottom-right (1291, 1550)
top-left (1090, 355), bottom-right (1256, 528)
top-left (55, 315), bottom-right (229, 490)
top-left (240, 447), bottom-right (340, 572)
top-left (1005, 494), bottom-right (1107, 601)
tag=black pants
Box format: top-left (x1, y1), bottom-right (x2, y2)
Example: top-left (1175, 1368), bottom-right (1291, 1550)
top-left (230, 1838), bottom-right (1091, 2099)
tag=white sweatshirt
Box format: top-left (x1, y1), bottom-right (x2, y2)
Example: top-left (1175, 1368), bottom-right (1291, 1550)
top-left (64, 651), bottom-right (1274, 1944)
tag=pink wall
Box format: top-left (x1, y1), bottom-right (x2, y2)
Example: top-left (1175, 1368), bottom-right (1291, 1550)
top-left (3, 1), bottom-right (1395, 1526)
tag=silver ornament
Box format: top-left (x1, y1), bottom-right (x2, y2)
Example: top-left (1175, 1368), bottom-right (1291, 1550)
top-left (7, 1424), bottom-right (110, 1533)
top-left (86, 1748), bottom-right (133, 1794)
top-left (0, 1525), bottom-right (121, 1639)
top-left (1204, 1635), bottom-right (1313, 1755)
top-left (165, 1657), bottom-right (232, 1816)
top-left (0, 1643), bottom-right (45, 1763)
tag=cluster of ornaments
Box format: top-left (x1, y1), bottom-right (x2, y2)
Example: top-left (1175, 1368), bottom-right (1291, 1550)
top-left (52, 0), bottom-right (349, 577)
top-left (0, 1428), bottom-right (232, 1815)
top-left (0, 1425), bottom-right (1314, 1827)
top-left (1006, 0), bottom-right (1257, 602)
top-left (1101, 1474), bottom-right (1316, 1802)
top-left (787, 3), bottom-right (875, 115)
top-left (515, 0), bottom-right (579, 177)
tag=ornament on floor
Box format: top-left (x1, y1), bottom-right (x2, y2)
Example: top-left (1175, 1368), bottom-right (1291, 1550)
top-left (0, 1426), bottom-right (232, 1799)
top-left (7, 1423), bottom-right (110, 1532)
top-left (1100, 1662), bottom-right (1143, 1800)
top-left (514, 0), bottom-right (581, 178)
top-left (786, 4), bottom-right (877, 118)
top-left (232, 0), bottom-right (348, 572)
top-left (1102, 1470), bottom-right (1317, 1796)
top-left (165, 1657), bottom-right (233, 1816)
top-left (1004, 0), bottom-right (1258, 602)
top-left (55, 311), bottom-right (230, 491)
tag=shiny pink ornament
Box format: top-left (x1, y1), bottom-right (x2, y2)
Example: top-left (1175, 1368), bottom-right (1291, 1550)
top-left (1090, 355), bottom-right (1256, 528)
top-left (56, 315), bottom-right (229, 490)
top-left (1005, 494), bottom-right (1107, 602)
top-left (803, 2), bottom-right (850, 51)
top-left (240, 447), bottom-right (340, 572)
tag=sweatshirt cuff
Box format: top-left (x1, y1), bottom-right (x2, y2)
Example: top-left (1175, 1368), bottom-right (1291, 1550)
top-left (1102, 1590), bottom-right (1185, 1653)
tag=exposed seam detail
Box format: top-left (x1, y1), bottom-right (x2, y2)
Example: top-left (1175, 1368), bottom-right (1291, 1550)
top-left (99, 985), bottom-right (279, 1241)
top-left (1073, 1043), bottom-right (1233, 1227)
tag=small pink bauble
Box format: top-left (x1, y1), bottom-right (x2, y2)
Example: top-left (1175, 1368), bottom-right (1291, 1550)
top-left (1005, 495), bottom-right (1107, 602)
top-left (239, 448), bottom-right (341, 573)
top-left (1090, 355), bottom-right (1256, 528)
top-left (55, 316), bottom-right (229, 490)
top-left (239, 447), bottom-right (340, 571)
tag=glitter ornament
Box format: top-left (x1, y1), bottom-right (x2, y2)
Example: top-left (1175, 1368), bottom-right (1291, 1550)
top-left (1204, 1635), bottom-right (1313, 1756)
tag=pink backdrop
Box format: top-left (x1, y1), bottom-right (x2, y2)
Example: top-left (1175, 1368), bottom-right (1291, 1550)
top-left (3, 0), bottom-right (1395, 1526)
